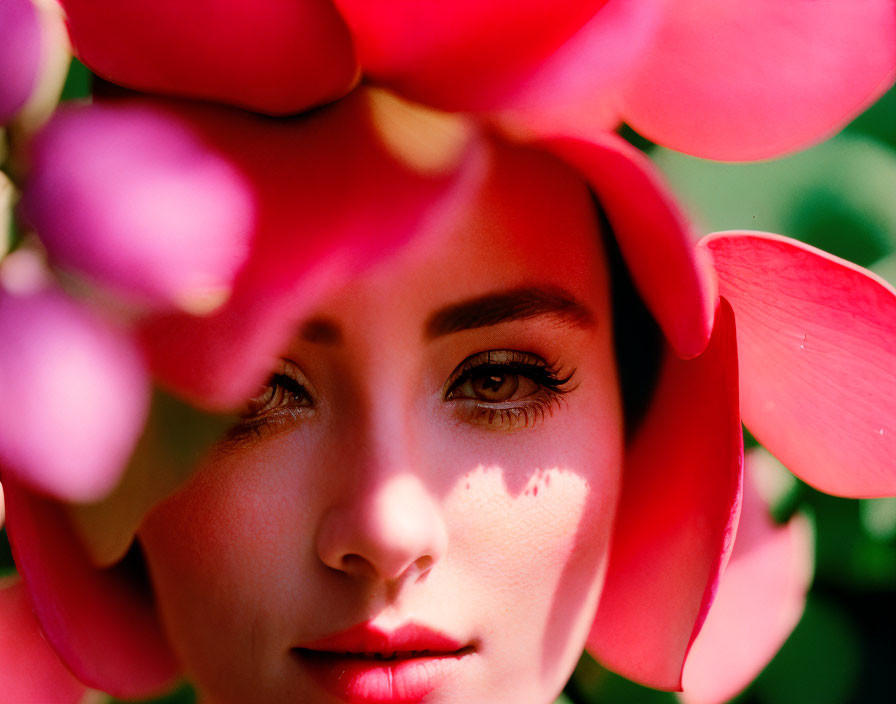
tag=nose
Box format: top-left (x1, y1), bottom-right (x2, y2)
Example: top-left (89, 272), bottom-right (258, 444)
top-left (316, 472), bottom-right (448, 582)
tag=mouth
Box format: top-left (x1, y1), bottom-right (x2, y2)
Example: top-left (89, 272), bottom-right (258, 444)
top-left (293, 622), bottom-right (476, 703)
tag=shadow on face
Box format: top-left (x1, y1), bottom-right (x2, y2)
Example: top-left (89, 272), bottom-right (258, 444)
top-left (138, 130), bottom-right (626, 704)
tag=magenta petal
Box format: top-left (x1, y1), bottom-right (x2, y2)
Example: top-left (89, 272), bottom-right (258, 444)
top-left (0, 578), bottom-right (88, 703)
top-left (680, 449), bottom-right (814, 704)
top-left (588, 300), bottom-right (743, 689)
top-left (335, 0), bottom-right (609, 110)
top-left (488, 0), bottom-right (661, 139)
top-left (0, 287), bottom-right (150, 502)
top-left (136, 89), bottom-right (486, 408)
top-left (619, 0), bottom-right (896, 160)
top-left (703, 232), bottom-right (896, 497)
top-left (59, 0), bottom-right (358, 114)
top-left (541, 132), bottom-right (716, 359)
top-left (22, 101), bottom-right (255, 313)
top-left (0, 0), bottom-right (40, 123)
top-left (3, 480), bottom-right (180, 697)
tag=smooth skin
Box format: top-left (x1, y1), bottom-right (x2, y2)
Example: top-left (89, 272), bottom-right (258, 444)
top-left (139, 139), bottom-right (624, 704)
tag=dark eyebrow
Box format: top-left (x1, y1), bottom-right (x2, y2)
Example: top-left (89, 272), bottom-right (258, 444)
top-left (299, 316), bottom-right (343, 345)
top-left (424, 286), bottom-right (595, 340)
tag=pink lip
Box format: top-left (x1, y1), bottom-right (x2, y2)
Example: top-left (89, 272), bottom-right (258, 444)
top-left (294, 622), bottom-right (474, 703)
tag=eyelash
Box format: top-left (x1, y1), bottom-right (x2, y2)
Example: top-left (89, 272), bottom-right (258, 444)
top-left (226, 350), bottom-right (575, 443)
top-left (443, 350), bottom-right (575, 431)
top-left (225, 359), bottom-right (314, 443)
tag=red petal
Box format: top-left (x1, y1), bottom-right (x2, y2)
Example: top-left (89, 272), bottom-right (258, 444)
top-left (620, 0), bottom-right (896, 160)
top-left (488, 0), bottom-right (662, 139)
top-left (0, 578), bottom-right (88, 703)
top-left (540, 132), bottom-right (716, 359)
top-left (0, 0), bottom-right (40, 123)
top-left (588, 299), bottom-right (743, 689)
top-left (2, 480), bottom-right (180, 697)
top-left (680, 449), bottom-right (814, 704)
top-left (335, 0), bottom-right (609, 110)
top-left (0, 287), bottom-right (150, 502)
top-left (22, 100), bottom-right (255, 313)
top-left (59, 0), bottom-right (358, 114)
top-left (137, 89), bottom-right (486, 408)
top-left (703, 232), bottom-right (896, 497)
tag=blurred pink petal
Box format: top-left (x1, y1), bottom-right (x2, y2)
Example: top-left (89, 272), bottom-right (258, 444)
top-left (542, 132), bottom-right (716, 359)
top-left (3, 479), bottom-right (180, 697)
top-left (0, 0), bottom-right (40, 123)
top-left (0, 578), bottom-right (88, 703)
top-left (10, 0), bottom-right (70, 135)
top-left (0, 286), bottom-right (150, 502)
top-left (59, 0), bottom-right (359, 114)
top-left (488, 0), bottom-right (661, 139)
top-left (588, 300), bottom-right (743, 689)
top-left (22, 100), bottom-right (255, 314)
top-left (680, 449), bottom-right (814, 704)
top-left (702, 232), bottom-right (896, 497)
top-left (335, 0), bottom-right (613, 110)
top-left (619, 0), bottom-right (896, 160)
top-left (136, 88), bottom-right (487, 409)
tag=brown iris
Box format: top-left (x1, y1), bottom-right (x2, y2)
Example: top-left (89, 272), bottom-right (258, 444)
top-left (471, 373), bottom-right (519, 402)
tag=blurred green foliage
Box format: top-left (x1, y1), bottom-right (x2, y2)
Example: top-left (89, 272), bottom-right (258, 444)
top-left (60, 58), bottom-right (92, 102)
top-left (0, 529), bottom-right (14, 578)
top-left (111, 684), bottom-right (196, 704)
top-left (651, 132), bottom-right (896, 269)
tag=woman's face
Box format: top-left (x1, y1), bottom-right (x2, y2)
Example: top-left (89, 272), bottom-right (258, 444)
top-left (139, 143), bottom-right (624, 704)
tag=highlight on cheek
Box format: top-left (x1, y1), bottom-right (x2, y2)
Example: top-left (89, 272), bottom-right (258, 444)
top-left (446, 464), bottom-right (604, 570)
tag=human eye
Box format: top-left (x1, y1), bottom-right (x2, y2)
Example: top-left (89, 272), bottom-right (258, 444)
top-left (226, 358), bottom-right (315, 443)
top-left (443, 350), bottom-right (575, 431)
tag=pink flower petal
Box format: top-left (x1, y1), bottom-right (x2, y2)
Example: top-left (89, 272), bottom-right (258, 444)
top-left (22, 100), bottom-right (255, 314)
top-left (488, 0), bottom-right (662, 139)
top-left (0, 286), bottom-right (150, 502)
top-left (2, 479), bottom-right (181, 697)
top-left (680, 449), bottom-right (814, 704)
top-left (588, 299), bottom-right (743, 689)
top-left (702, 232), bottom-right (896, 497)
top-left (540, 132), bottom-right (716, 359)
top-left (619, 0), bottom-right (896, 160)
top-left (137, 88), bottom-right (487, 408)
top-left (59, 0), bottom-right (359, 114)
top-left (11, 0), bottom-right (70, 135)
top-left (335, 0), bottom-right (609, 110)
top-left (0, 0), bottom-right (40, 123)
top-left (0, 578), bottom-right (88, 703)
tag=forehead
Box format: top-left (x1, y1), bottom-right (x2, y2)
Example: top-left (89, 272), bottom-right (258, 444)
top-left (310, 139), bottom-right (608, 330)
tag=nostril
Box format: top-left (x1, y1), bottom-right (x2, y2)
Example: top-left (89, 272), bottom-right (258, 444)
top-left (412, 555), bottom-right (435, 583)
top-left (338, 554), bottom-right (377, 579)
top-left (337, 553), bottom-right (436, 582)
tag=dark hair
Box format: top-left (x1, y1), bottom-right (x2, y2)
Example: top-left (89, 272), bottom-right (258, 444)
top-left (595, 198), bottom-right (664, 440)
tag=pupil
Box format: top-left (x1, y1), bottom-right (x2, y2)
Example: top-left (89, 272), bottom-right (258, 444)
top-left (483, 375), bottom-right (504, 391)
top-left (473, 372), bottom-right (519, 401)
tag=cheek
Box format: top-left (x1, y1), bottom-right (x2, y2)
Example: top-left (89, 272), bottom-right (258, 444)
top-left (137, 444), bottom-right (316, 686)
top-left (441, 422), bottom-right (622, 620)
top-left (142, 448), bottom-right (308, 584)
top-left (446, 466), bottom-right (604, 572)
top-left (438, 431), bottom-right (621, 700)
